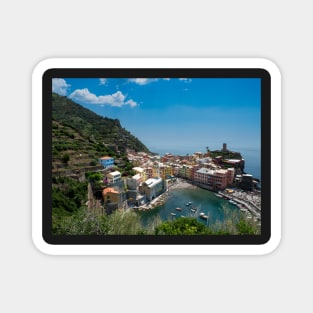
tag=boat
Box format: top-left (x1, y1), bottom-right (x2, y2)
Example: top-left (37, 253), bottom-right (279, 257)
top-left (170, 213), bottom-right (176, 216)
top-left (185, 201), bottom-right (192, 206)
top-left (215, 193), bottom-right (223, 198)
top-left (190, 208), bottom-right (197, 213)
top-left (199, 212), bottom-right (209, 220)
top-left (229, 200), bottom-right (237, 205)
top-left (175, 207), bottom-right (182, 211)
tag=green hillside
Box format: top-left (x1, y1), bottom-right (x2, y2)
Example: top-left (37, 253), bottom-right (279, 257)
top-left (52, 93), bottom-right (150, 175)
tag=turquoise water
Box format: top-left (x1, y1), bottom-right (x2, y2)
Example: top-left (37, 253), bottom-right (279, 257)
top-left (139, 186), bottom-right (241, 227)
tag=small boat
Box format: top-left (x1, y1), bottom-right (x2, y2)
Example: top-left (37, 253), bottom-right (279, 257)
top-left (215, 193), bottom-right (223, 198)
top-left (170, 213), bottom-right (176, 216)
top-left (175, 207), bottom-right (183, 211)
top-left (199, 212), bottom-right (209, 220)
top-left (185, 201), bottom-right (192, 206)
top-left (229, 200), bottom-right (237, 205)
top-left (190, 208), bottom-right (197, 213)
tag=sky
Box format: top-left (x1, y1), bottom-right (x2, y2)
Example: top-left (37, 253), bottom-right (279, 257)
top-left (52, 77), bottom-right (261, 155)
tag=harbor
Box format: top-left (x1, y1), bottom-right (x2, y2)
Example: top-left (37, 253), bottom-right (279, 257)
top-left (138, 179), bottom-right (257, 227)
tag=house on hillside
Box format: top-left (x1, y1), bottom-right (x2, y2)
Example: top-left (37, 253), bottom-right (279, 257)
top-left (106, 170), bottom-right (122, 184)
top-left (102, 187), bottom-right (126, 213)
top-left (99, 156), bottom-right (114, 169)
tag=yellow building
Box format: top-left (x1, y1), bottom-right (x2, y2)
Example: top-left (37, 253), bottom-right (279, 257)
top-left (159, 164), bottom-right (173, 179)
top-left (133, 167), bottom-right (146, 181)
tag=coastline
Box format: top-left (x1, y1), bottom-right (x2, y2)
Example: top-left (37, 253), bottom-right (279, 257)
top-left (134, 178), bottom-right (261, 222)
top-left (136, 179), bottom-right (196, 211)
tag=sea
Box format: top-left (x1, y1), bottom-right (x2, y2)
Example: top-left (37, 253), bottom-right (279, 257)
top-left (139, 186), bottom-right (242, 227)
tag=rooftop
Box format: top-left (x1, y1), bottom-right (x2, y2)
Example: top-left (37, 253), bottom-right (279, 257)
top-left (107, 170), bottom-right (121, 176)
top-left (102, 187), bottom-right (118, 195)
top-left (144, 177), bottom-right (162, 188)
top-left (100, 156), bottom-right (114, 160)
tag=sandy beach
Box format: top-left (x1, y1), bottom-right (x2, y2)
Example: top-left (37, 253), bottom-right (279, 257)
top-left (168, 178), bottom-right (197, 190)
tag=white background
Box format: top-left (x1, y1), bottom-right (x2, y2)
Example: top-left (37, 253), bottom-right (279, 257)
top-left (0, 1), bottom-right (310, 312)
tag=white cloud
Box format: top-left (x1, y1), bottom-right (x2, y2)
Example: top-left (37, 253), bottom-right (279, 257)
top-left (125, 99), bottom-right (138, 108)
top-left (69, 88), bottom-right (138, 107)
top-left (99, 78), bottom-right (107, 85)
top-left (128, 78), bottom-right (157, 85)
top-left (52, 78), bottom-right (71, 96)
top-left (179, 78), bottom-right (192, 83)
top-left (128, 78), bottom-right (171, 85)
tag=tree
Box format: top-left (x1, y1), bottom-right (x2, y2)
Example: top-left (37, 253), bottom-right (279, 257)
top-left (155, 217), bottom-right (210, 235)
top-left (62, 153), bottom-right (70, 164)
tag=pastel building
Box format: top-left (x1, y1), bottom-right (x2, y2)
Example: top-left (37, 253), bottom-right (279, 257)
top-left (208, 169), bottom-right (229, 190)
top-left (106, 170), bottom-right (121, 184)
top-left (99, 156), bottom-right (114, 169)
top-left (133, 167), bottom-right (146, 181)
top-left (102, 187), bottom-right (126, 213)
top-left (140, 177), bottom-right (164, 201)
top-left (127, 174), bottom-right (142, 190)
top-left (194, 168), bottom-right (211, 184)
top-left (159, 164), bottom-right (173, 179)
top-left (152, 163), bottom-right (160, 177)
top-left (194, 167), bottom-right (235, 190)
top-left (178, 165), bottom-right (193, 179)
top-left (145, 167), bottom-right (153, 179)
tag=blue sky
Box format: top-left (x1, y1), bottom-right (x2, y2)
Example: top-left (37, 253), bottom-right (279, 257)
top-left (52, 77), bottom-right (261, 155)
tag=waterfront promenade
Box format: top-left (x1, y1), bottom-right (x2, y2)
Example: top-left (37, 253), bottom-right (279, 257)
top-left (218, 189), bottom-right (261, 218)
top-left (136, 178), bottom-right (261, 219)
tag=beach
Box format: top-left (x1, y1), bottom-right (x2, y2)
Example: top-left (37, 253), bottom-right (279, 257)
top-left (168, 178), bottom-right (198, 190)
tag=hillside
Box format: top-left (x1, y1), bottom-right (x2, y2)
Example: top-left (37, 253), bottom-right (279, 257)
top-left (52, 93), bottom-right (150, 175)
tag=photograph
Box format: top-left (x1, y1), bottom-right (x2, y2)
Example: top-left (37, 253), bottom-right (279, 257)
top-left (50, 74), bottom-right (264, 239)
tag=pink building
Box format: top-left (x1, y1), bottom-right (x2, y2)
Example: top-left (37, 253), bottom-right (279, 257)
top-left (194, 167), bottom-right (235, 190)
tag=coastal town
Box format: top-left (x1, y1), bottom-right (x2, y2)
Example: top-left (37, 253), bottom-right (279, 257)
top-left (90, 143), bottom-right (261, 221)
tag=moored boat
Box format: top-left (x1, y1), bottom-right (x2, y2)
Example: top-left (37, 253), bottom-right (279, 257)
top-left (199, 212), bottom-right (209, 220)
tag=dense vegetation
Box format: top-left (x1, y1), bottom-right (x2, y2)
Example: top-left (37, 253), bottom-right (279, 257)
top-left (53, 206), bottom-right (260, 236)
top-left (52, 93), bottom-right (148, 178)
top-left (52, 93), bottom-right (149, 154)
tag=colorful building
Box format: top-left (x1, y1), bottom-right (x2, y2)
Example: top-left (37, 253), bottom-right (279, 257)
top-left (127, 174), bottom-right (142, 190)
top-left (99, 156), bottom-right (114, 169)
top-left (133, 166), bottom-right (146, 181)
top-left (145, 167), bottom-right (153, 179)
top-left (102, 187), bottom-right (126, 212)
top-left (106, 170), bottom-right (121, 184)
top-left (159, 164), bottom-right (173, 179)
top-left (194, 167), bottom-right (235, 190)
top-left (140, 177), bottom-right (164, 201)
